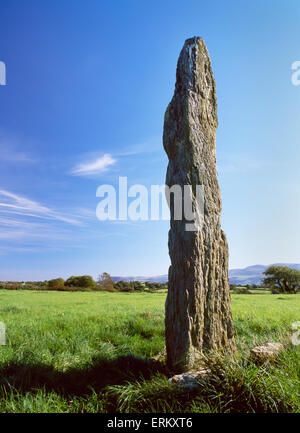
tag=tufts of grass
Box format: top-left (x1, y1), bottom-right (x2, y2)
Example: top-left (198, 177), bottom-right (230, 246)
top-left (0, 290), bottom-right (298, 412)
top-left (105, 353), bottom-right (298, 413)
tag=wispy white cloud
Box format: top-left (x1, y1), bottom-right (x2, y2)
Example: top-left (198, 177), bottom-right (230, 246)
top-left (0, 190), bottom-right (81, 225)
top-left (114, 137), bottom-right (162, 157)
top-left (0, 130), bottom-right (37, 164)
top-left (0, 246), bottom-right (64, 254)
top-left (0, 225), bottom-right (70, 241)
top-left (71, 153), bottom-right (116, 176)
top-left (2, 148), bottom-right (36, 164)
top-left (72, 207), bottom-right (97, 220)
top-left (69, 138), bottom-right (161, 178)
top-left (0, 190), bottom-right (126, 252)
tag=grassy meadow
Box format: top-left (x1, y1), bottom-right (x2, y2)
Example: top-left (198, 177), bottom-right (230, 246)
top-left (0, 289), bottom-right (299, 413)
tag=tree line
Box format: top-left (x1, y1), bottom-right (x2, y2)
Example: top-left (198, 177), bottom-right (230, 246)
top-left (0, 266), bottom-right (299, 294)
top-left (0, 272), bottom-right (167, 293)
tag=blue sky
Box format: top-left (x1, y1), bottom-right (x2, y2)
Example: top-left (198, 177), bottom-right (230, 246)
top-left (0, 0), bottom-right (300, 280)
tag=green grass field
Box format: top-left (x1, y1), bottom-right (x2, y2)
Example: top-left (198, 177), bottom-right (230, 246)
top-left (0, 290), bottom-right (299, 413)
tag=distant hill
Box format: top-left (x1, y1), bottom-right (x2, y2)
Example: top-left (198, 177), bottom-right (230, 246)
top-left (229, 263), bottom-right (300, 285)
top-left (113, 275), bottom-right (168, 284)
top-left (229, 265), bottom-right (267, 285)
top-left (113, 263), bottom-right (300, 286)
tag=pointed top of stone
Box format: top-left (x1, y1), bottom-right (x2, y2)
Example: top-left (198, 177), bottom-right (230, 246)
top-left (171, 36), bottom-right (218, 132)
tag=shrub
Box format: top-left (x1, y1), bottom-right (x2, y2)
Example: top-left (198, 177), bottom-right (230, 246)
top-left (114, 281), bottom-right (134, 292)
top-left (96, 285), bottom-right (116, 293)
top-left (48, 278), bottom-right (65, 289)
top-left (132, 281), bottom-right (145, 292)
top-left (65, 275), bottom-right (96, 288)
top-left (145, 282), bottom-right (167, 291)
top-left (232, 287), bottom-right (252, 295)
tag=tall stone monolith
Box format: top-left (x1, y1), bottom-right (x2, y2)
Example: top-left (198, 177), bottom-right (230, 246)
top-left (164, 37), bottom-right (234, 372)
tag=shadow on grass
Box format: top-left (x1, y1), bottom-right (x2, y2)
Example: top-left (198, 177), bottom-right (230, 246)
top-left (0, 355), bottom-right (296, 413)
top-left (0, 355), bottom-right (170, 397)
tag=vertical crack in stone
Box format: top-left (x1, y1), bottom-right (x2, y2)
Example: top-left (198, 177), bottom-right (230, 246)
top-left (164, 37), bottom-right (235, 372)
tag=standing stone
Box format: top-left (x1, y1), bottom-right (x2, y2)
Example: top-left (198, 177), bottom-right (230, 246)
top-left (163, 37), bottom-right (234, 372)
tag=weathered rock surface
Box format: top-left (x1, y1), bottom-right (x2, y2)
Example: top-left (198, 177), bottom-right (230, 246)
top-left (168, 370), bottom-right (211, 390)
top-left (164, 36), bottom-right (235, 372)
top-left (250, 342), bottom-right (283, 363)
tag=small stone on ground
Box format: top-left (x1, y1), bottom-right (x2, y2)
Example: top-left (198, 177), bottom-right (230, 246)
top-left (250, 342), bottom-right (283, 363)
top-left (168, 370), bottom-right (211, 390)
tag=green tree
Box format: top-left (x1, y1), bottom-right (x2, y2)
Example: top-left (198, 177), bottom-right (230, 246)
top-left (114, 280), bottom-right (134, 292)
top-left (48, 278), bottom-right (65, 288)
top-left (65, 275), bottom-right (96, 288)
top-left (132, 281), bottom-right (145, 292)
top-left (97, 272), bottom-right (115, 290)
top-left (262, 265), bottom-right (300, 294)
